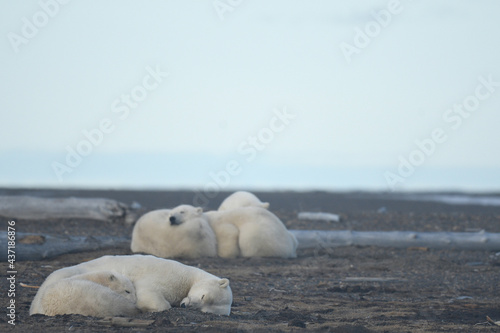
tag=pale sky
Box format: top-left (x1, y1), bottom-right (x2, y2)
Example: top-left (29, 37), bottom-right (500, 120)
top-left (1, 1), bottom-right (499, 191)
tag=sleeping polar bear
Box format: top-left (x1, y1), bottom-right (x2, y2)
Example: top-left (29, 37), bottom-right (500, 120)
top-left (31, 255), bottom-right (233, 316)
top-left (167, 204), bottom-right (297, 258)
top-left (218, 191), bottom-right (270, 211)
top-left (131, 208), bottom-right (217, 258)
top-left (30, 271), bottom-right (138, 317)
top-left (205, 206), bottom-right (297, 258)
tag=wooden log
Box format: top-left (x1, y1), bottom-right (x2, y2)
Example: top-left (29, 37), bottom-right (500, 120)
top-left (0, 196), bottom-right (129, 221)
top-left (290, 230), bottom-right (500, 251)
top-left (0, 232), bottom-right (130, 261)
top-left (342, 277), bottom-right (407, 283)
top-left (5, 229), bottom-right (500, 261)
top-left (298, 212), bottom-right (340, 222)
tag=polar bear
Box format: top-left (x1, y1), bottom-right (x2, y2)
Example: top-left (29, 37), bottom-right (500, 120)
top-left (131, 207), bottom-right (217, 258)
top-left (218, 191), bottom-right (270, 211)
top-left (30, 271), bottom-right (138, 317)
top-left (164, 204), bottom-right (296, 258)
top-left (33, 255), bottom-right (233, 316)
top-left (205, 206), bottom-right (297, 258)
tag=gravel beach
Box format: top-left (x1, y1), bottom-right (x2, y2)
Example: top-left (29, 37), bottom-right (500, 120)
top-left (1, 188), bottom-right (499, 332)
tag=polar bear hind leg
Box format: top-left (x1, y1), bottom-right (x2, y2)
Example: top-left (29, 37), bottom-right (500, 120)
top-left (238, 224), bottom-right (295, 258)
top-left (215, 223), bottom-right (241, 258)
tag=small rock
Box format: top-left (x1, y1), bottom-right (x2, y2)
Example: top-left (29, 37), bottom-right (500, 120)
top-left (455, 296), bottom-right (473, 300)
top-left (288, 319), bottom-right (306, 328)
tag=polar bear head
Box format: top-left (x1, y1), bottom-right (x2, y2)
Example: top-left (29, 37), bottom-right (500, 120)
top-left (168, 205), bottom-right (203, 226)
top-left (69, 271), bottom-right (137, 303)
top-left (180, 278), bottom-right (232, 315)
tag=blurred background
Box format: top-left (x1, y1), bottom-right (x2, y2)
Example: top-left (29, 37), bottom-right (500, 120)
top-left (1, 0), bottom-right (499, 192)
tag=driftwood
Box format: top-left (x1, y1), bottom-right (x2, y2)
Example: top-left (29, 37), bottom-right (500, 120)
top-left (486, 316), bottom-right (500, 327)
top-left (291, 230), bottom-right (500, 251)
top-left (342, 277), bottom-right (407, 283)
top-left (0, 196), bottom-right (134, 222)
top-left (3, 228), bottom-right (500, 261)
top-left (298, 212), bottom-right (340, 222)
top-left (0, 232), bottom-right (130, 261)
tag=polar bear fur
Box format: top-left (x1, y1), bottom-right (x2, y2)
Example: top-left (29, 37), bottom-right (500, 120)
top-left (30, 271), bottom-right (138, 317)
top-left (218, 191), bottom-right (270, 211)
top-left (131, 207), bottom-right (217, 258)
top-left (205, 207), bottom-right (297, 258)
top-left (162, 204), bottom-right (296, 258)
top-left (32, 255), bottom-right (233, 316)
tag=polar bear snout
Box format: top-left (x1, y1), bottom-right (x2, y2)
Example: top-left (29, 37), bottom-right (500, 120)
top-left (180, 296), bottom-right (193, 310)
top-left (169, 215), bottom-right (181, 225)
top-left (167, 205), bottom-right (203, 226)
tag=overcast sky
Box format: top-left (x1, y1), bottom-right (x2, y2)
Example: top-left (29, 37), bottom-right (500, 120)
top-left (1, 1), bottom-right (499, 191)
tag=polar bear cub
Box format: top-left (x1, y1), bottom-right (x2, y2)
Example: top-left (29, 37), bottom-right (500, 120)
top-left (32, 255), bottom-right (233, 316)
top-left (218, 191), bottom-right (270, 211)
top-left (30, 271), bottom-right (138, 317)
top-left (131, 207), bottom-right (217, 258)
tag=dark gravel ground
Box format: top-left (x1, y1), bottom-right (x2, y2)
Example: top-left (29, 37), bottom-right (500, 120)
top-left (1, 189), bottom-right (500, 332)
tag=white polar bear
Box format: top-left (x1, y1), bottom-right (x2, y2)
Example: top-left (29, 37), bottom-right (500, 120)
top-left (32, 255), bottom-right (233, 316)
top-left (205, 207), bottom-right (297, 258)
top-left (167, 205), bottom-right (297, 258)
top-left (218, 191), bottom-right (270, 211)
top-left (131, 207), bottom-right (217, 258)
top-left (30, 271), bottom-right (138, 317)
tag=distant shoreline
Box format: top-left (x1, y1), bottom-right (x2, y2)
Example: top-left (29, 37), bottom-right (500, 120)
top-left (1, 188), bottom-right (499, 214)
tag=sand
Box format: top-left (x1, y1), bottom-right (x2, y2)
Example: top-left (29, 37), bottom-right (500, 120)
top-left (1, 189), bottom-right (499, 332)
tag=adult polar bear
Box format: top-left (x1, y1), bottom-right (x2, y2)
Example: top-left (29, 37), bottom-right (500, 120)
top-left (131, 208), bottom-right (217, 258)
top-left (206, 207), bottom-right (297, 258)
top-left (30, 271), bottom-right (138, 317)
top-left (131, 191), bottom-right (272, 258)
top-left (168, 205), bottom-right (298, 258)
top-left (32, 255), bottom-right (233, 316)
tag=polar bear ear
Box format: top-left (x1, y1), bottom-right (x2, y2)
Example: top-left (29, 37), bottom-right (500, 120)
top-left (108, 274), bottom-right (116, 282)
top-left (219, 278), bottom-right (230, 288)
top-left (196, 207), bottom-right (203, 214)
